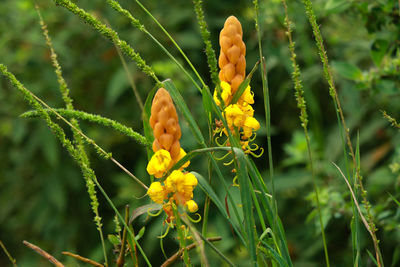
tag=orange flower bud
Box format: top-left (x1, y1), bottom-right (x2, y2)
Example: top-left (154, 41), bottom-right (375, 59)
top-left (149, 88), bottom-right (181, 162)
top-left (219, 16), bottom-right (246, 93)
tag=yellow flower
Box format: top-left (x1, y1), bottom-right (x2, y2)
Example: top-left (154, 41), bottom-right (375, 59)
top-left (147, 182), bottom-right (167, 204)
top-left (225, 104), bottom-right (244, 127)
top-left (242, 116), bottom-right (260, 139)
top-left (185, 200), bottom-right (198, 213)
top-left (239, 103), bottom-right (254, 117)
top-left (165, 170), bottom-right (198, 204)
top-left (176, 148), bottom-right (190, 169)
top-left (239, 86), bottom-right (254, 104)
top-left (213, 81), bottom-right (232, 106)
top-left (146, 149), bottom-right (172, 178)
top-left (164, 170), bottom-right (184, 193)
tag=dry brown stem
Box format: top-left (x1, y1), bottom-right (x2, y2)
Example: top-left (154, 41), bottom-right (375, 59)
top-left (62, 251), bottom-right (104, 267)
top-left (23, 240), bottom-right (64, 267)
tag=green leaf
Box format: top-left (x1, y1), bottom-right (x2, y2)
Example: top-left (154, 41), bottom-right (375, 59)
top-left (324, 0), bottom-right (352, 14)
top-left (134, 226), bottom-right (145, 241)
top-left (143, 85), bottom-right (157, 166)
top-left (202, 85), bottom-right (213, 126)
top-left (108, 234), bottom-right (120, 245)
top-left (259, 241), bottom-right (290, 267)
top-left (129, 203), bottom-right (162, 224)
top-left (234, 148), bottom-right (257, 266)
top-left (371, 39), bottom-right (389, 66)
top-left (230, 60), bottom-right (260, 105)
top-left (332, 61), bottom-right (362, 81)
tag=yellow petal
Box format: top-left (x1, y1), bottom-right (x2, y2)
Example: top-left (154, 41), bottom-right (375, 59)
top-left (186, 200), bottom-right (198, 213)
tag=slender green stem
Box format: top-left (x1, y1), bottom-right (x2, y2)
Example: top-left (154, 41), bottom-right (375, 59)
top-left (91, 174), bottom-right (152, 266)
top-left (281, 1), bottom-right (329, 266)
top-left (192, 0), bottom-right (219, 87)
top-left (52, 0), bottom-right (160, 85)
top-left (182, 217), bottom-right (236, 267)
top-left (172, 205), bottom-right (191, 266)
top-left (0, 241), bottom-right (17, 267)
top-left (134, 0), bottom-right (207, 90)
top-left (113, 41), bottom-right (144, 112)
top-left (301, 0), bottom-right (382, 266)
top-left (382, 110), bottom-right (400, 129)
top-left (117, 205), bottom-right (130, 267)
top-left (253, 0), bottom-right (277, 241)
top-left (22, 108), bottom-right (149, 147)
top-left (201, 125), bottom-right (214, 237)
top-left (105, 0), bottom-right (202, 92)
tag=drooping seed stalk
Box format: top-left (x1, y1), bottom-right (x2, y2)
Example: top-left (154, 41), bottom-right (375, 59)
top-left (301, 0), bottom-right (383, 266)
top-left (281, 1), bottom-right (330, 266)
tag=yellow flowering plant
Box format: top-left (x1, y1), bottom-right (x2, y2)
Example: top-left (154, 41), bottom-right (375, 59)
top-left (4, 0), bottom-right (380, 265)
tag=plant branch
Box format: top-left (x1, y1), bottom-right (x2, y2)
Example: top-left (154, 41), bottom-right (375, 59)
top-left (160, 237), bottom-right (221, 267)
top-left (333, 163), bottom-right (383, 267)
top-left (0, 240), bottom-right (17, 267)
top-left (62, 252), bottom-right (104, 267)
top-left (281, 1), bottom-right (330, 266)
top-left (23, 241), bottom-right (64, 267)
top-left (22, 109), bottom-right (150, 147)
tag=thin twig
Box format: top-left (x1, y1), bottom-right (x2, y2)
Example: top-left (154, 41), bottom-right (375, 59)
top-left (62, 251), bottom-right (104, 267)
top-left (23, 241), bottom-right (64, 267)
top-left (0, 240), bottom-right (17, 267)
top-left (332, 163), bottom-right (383, 267)
top-left (117, 205), bottom-right (129, 267)
top-left (161, 237), bottom-right (221, 267)
top-left (382, 110), bottom-right (400, 129)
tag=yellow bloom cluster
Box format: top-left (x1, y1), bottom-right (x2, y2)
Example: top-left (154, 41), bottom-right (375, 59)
top-left (214, 81), bottom-right (260, 150)
top-left (147, 150), bottom-right (198, 214)
top-left (146, 88), bottom-right (198, 222)
top-left (214, 16), bottom-right (261, 154)
top-left (146, 148), bottom-right (189, 178)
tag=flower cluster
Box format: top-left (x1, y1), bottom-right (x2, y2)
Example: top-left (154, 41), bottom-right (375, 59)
top-left (214, 16), bottom-right (261, 153)
top-left (146, 88), bottom-right (198, 223)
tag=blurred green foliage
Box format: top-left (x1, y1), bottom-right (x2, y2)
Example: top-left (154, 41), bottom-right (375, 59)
top-left (0, 0), bottom-right (399, 266)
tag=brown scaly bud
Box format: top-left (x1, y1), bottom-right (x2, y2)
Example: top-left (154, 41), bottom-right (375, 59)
top-left (219, 15), bottom-right (246, 93)
top-left (149, 88), bottom-right (181, 162)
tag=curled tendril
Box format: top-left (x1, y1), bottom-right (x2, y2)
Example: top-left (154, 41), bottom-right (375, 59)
top-left (249, 147), bottom-right (264, 158)
top-left (186, 212), bottom-right (202, 223)
top-left (133, 192), bottom-right (149, 200)
top-left (248, 132), bottom-right (257, 142)
top-left (158, 223), bottom-right (171, 238)
top-left (215, 135), bottom-right (227, 147)
top-left (223, 157), bottom-right (235, 166)
top-left (232, 175), bottom-right (240, 187)
top-left (249, 143), bottom-right (259, 151)
top-left (147, 207), bottom-right (163, 217)
top-left (214, 151), bottom-right (231, 161)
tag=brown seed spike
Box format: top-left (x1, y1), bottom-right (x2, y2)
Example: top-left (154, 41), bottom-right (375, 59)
top-left (219, 15), bottom-right (246, 93)
top-left (149, 88), bottom-right (181, 161)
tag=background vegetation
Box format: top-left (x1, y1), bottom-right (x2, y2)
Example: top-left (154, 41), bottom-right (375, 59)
top-left (0, 0), bottom-right (399, 266)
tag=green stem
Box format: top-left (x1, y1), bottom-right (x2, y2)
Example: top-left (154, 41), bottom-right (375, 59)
top-left (301, 0), bottom-right (383, 265)
top-left (281, 1), bottom-right (330, 266)
top-left (172, 205), bottom-right (191, 266)
top-left (22, 108), bottom-right (149, 147)
top-left (105, 0), bottom-right (202, 93)
top-left (192, 0), bottom-right (219, 87)
top-left (52, 0), bottom-right (160, 85)
top-left (134, 0), bottom-right (207, 90)
top-left (253, 0), bottom-right (277, 244)
top-left (0, 241), bottom-right (17, 267)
